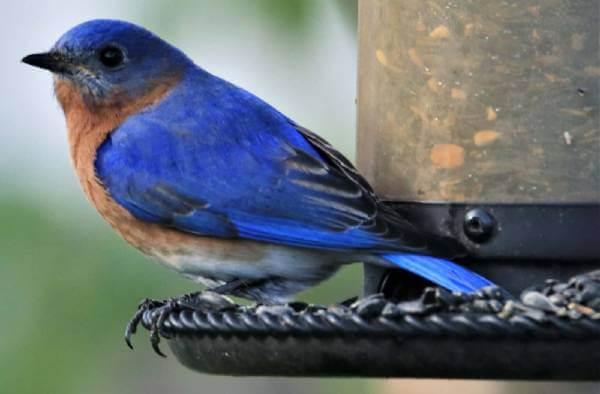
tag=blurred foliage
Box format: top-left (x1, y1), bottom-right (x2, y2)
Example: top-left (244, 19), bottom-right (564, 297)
top-left (0, 194), bottom-right (364, 393)
top-left (253, 0), bottom-right (357, 31)
top-left (139, 0), bottom-right (357, 33)
top-left (255, 0), bottom-right (313, 28)
top-left (0, 195), bottom-right (182, 393)
top-left (333, 0), bottom-right (358, 30)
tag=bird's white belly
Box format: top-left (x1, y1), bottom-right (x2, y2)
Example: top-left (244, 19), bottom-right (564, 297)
top-left (149, 241), bottom-right (342, 288)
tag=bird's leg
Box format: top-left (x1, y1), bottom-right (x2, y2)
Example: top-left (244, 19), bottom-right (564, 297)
top-left (207, 278), bottom-right (268, 296)
top-left (169, 291), bottom-right (206, 308)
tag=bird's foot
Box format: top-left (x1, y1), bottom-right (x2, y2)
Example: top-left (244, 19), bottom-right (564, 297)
top-left (124, 297), bottom-right (182, 357)
top-left (124, 291), bottom-right (234, 357)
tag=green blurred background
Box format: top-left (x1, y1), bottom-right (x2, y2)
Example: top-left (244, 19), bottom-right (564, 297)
top-left (1, 1), bottom-right (597, 393)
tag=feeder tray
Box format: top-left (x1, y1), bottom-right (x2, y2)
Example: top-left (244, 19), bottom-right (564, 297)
top-left (136, 270), bottom-right (600, 379)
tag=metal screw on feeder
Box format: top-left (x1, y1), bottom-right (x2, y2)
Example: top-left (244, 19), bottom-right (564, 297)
top-left (463, 209), bottom-right (495, 243)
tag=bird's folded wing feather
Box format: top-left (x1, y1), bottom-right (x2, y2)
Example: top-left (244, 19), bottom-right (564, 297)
top-left (95, 82), bottom-right (426, 252)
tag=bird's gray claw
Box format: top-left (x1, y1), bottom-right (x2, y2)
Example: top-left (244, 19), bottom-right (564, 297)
top-left (125, 297), bottom-right (182, 357)
top-left (124, 298), bottom-right (158, 350)
top-left (125, 294), bottom-right (220, 357)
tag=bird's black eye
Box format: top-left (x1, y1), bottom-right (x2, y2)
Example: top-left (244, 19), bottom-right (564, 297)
top-left (98, 45), bottom-right (125, 68)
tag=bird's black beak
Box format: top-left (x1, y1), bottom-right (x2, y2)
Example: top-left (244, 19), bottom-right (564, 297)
top-left (22, 52), bottom-right (70, 74)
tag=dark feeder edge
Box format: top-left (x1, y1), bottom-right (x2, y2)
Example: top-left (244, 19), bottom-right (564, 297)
top-left (139, 268), bottom-right (600, 380)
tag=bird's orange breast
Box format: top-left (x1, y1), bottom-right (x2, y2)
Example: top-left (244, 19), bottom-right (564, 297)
top-left (54, 77), bottom-right (268, 263)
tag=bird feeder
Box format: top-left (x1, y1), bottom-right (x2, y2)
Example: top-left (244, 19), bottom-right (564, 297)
top-left (357, 0), bottom-right (599, 296)
top-left (135, 0), bottom-right (600, 379)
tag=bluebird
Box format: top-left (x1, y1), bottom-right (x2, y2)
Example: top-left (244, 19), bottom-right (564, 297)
top-left (23, 20), bottom-right (495, 304)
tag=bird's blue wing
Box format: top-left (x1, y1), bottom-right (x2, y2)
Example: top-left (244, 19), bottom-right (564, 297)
top-left (95, 72), bottom-right (427, 252)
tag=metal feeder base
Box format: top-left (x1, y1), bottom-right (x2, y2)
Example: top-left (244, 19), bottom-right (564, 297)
top-left (137, 270), bottom-right (600, 379)
top-left (169, 334), bottom-right (597, 379)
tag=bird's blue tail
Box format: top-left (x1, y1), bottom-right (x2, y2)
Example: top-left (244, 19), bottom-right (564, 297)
top-left (379, 253), bottom-right (495, 293)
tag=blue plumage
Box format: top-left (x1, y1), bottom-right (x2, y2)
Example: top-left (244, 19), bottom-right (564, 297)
top-left (96, 69), bottom-right (425, 251)
top-left (380, 253), bottom-right (495, 293)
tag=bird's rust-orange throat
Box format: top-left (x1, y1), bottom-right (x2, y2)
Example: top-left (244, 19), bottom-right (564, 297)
top-left (54, 75), bottom-right (180, 197)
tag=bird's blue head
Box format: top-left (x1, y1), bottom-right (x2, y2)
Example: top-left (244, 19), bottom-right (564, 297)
top-left (23, 20), bottom-right (191, 105)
